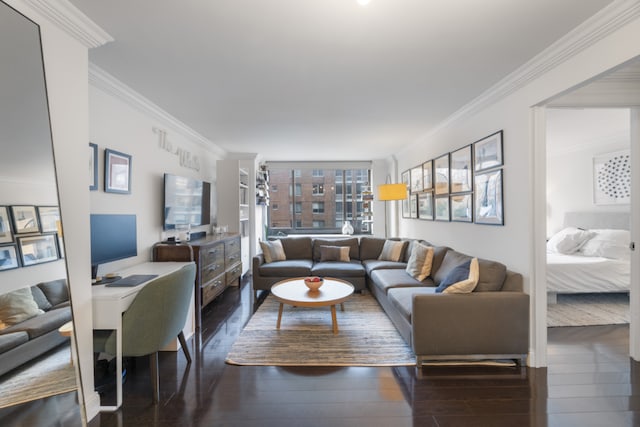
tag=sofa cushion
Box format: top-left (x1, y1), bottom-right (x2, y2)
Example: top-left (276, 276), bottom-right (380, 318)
top-left (369, 269), bottom-right (434, 294)
top-left (313, 238), bottom-right (359, 261)
top-left (405, 243), bottom-right (434, 281)
top-left (36, 279), bottom-right (69, 307)
top-left (437, 258), bottom-right (479, 294)
top-left (359, 237), bottom-right (386, 260)
top-left (378, 240), bottom-right (407, 262)
top-left (258, 259), bottom-right (313, 277)
top-left (319, 245), bottom-right (350, 262)
top-left (433, 250), bottom-right (471, 286)
top-left (1, 307), bottom-right (71, 339)
top-left (0, 331), bottom-right (29, 353)
top-left (31, 285), bottom-right (53, 311)
top-left (0, 288), bottom-right (44, 327)
top-left (259, 239), bottom-right (286, 263)
top-left (362, 259), bottom-right (406, 275)
top-left (280, 237), bottom-right (313, 260)
top-left (387, 287), bottom-right (438, 323)
top-left (475, 259), bottom-right (507, 292)
top-left (311, 260), bottom-right (365, 277)
top-left (436, 260), bottom-right (472, 292)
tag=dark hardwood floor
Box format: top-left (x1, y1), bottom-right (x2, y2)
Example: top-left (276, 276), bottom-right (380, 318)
top-left (2, 279), bottom-right (639, 426)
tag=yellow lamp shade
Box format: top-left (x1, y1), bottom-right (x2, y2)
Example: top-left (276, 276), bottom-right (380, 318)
top-left (377, 183), bottom-right (407, 201)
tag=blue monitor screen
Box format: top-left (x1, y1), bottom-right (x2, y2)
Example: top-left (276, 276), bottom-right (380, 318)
top-left (90, 214), bottom-right (137, 270)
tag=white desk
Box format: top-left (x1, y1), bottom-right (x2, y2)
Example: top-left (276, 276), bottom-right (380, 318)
top-left (92, 261), bottom-right (193, 411)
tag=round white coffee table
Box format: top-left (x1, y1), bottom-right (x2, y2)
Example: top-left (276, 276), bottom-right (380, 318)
top-left (270, 277), bottom-right (355, 334)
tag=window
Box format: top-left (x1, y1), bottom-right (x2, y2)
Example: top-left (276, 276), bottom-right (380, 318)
top-left (271, 184), bottom-right (278, 192)
top-left (312, 202), bottom-right (324, 213)
top-left (266, 164), bottom-right (371, 235)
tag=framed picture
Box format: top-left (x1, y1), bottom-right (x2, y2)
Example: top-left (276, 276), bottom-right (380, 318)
top-left (422, 160), bottom-right (433, 191)
top-left (593, 150), bottom-right (630, 205)
top-left (18, 234), bottom-right (59, 266)
top-left (450, 145), bottom-right (472, 193)
top-left (89, 142), bottom-right (98, 191)
top-left (105, 148), bottom-right (132, 194)
top-left (410, 166), bottom-right (423, 193)
top-left (434, 153), bottom-right (449, 195)
top-left (451, 193), bottom-right (473, 222)
top-left (37, 206), bottom-right (60, 233)
top-left (418, 192), bottom-right (433, 220)
top-left (435, 196), bottom-right (450, 221)
top-left (0, 245), bottom-right (19, 271)
top-left (401, 170), bottom-right (411, 218)
top-left (473, 130), bottom-right (503, 172)
top-left (0, 206), bottom-right (13, 244)
top-left (475, 169), bottom-right (503, 225)
top-left (409, 194), bottom-right (418, 218)
top-left (10, 205), bottom-right (39, 234)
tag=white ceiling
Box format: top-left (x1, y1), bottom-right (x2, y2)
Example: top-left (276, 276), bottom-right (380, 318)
top-left (69, 0), bottom-right (613, 161)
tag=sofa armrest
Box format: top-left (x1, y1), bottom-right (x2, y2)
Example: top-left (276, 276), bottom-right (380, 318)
top-left (411, 292), bottom-right (529, 358)
top-left (252, 254), bottom-right (265, 274)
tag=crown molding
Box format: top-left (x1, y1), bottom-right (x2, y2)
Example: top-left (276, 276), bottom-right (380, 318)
top-left (22, 0), bottom-right (113, 48)
top-left (411, 0), bottom-right (640, 147)
top-left (89, 63), bottom-right (227, 157)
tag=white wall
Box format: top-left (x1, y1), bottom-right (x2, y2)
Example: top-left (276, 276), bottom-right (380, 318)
top-left (394, 8), bottom-right (640, 366)
top-left (546, 109), bottom-right (630, 236)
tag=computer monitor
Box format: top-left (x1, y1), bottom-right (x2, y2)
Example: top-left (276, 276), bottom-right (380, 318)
top-left (90, 214), bottom-right (137, 279)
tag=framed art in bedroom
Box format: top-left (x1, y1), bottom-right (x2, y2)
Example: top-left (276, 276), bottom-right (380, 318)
top-left (593, 150), bottom-right (630, 205)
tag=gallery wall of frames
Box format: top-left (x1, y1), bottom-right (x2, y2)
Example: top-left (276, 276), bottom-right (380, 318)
top-left (0, 205), bottom-right (63, 272)
top-left (402, 130), bottom-right (504, 226)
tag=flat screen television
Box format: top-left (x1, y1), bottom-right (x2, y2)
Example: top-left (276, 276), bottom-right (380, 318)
top-left (90, 214), bottom-right (137, 279)
top-left (163, 173), bottom-right (211, 230)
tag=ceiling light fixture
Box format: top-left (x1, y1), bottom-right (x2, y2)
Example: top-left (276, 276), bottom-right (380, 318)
top-left (356, 0), bottom-right (371, 6)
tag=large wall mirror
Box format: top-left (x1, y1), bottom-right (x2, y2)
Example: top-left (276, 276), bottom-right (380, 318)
top-left (0, 1), bottom-right (84, 424)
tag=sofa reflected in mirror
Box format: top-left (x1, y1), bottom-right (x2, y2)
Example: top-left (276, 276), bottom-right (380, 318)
top-left (0, 0), bottom-right (83, 419)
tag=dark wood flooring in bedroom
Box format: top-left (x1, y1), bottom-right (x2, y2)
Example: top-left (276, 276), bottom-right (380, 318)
top-left (2, 278), bottom-right (639, 427)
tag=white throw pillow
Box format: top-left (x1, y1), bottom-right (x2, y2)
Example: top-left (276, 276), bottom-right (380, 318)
top-left (0, 287), bottom-right (44, 326)
top-left (580, 229), bottom-right (630, 260)
top-left (405, 243), bottom-right (434, 281)
top-left (546, 227), bottom-right (595, 254)
top-left (259, 239), bottom-right (286, 263)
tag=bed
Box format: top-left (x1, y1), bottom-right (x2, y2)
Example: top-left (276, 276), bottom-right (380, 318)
top-left (547, 212), bottom-right (631, 303)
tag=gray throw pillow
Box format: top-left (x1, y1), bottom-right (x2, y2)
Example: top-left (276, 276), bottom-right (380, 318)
top-left (259, 239), bottom-right (286, 263)
top-left (378, 240), bottom-right (406, 262)
top-left (320, 245), bottom-right (350, 262)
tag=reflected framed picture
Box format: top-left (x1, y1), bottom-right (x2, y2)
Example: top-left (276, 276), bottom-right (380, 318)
top-left (422, 160), bottom-right (433, 191)
top-left (451, 193), bottom-right (473, 222)
top-left (105, 148), bottom-right (132, 194)
top-left (401, 170), bottom-right (410, 218)
top-left (434, 153), bottom-right (450, 195)
top-left (90, 142), bottom-right (98, 191)
top-left (37, 206), bottom-right (60, 233)
top-left (0, 206), bottom-right (13, 244)
top-left (0, 245), bottom-right (19, 271)
top-left (473, 130), bottom-right (503, 172)
top-left (18, 234), bottom-right (59, 266)
top-left (450, 145), bottom-right (472, 193)
top-left (474, 169), bottom-right (503, 225)
top-left (435, 196), bottom-right (450, 221)
top-left (409, 194), bottom-right (418, 218)
top-left (410, 166), bottom-right (423, 193)
top-left (10, 205), bottom-right (39, 234)
top-left (418, 192), bottom-right (433, 220)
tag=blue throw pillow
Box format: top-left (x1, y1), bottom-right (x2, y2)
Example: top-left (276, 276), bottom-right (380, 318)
top-left (435, 260), bottom-right (471, 293)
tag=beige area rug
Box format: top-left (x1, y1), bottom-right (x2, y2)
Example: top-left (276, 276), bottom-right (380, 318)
top-left (0, 343), bottom-right (78, 408)
top-left (226, 293), bottom-right (416, 366)
top-left (548, 293), bottom-right (629, 327)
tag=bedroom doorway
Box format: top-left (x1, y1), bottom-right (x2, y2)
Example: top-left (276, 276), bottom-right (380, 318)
top-left (533, 58), bottom-right (640, 365)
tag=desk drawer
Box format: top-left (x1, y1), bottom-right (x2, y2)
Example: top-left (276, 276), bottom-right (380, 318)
top-left (202, 275), bottom-right (225, 306)
top-left (200, 242), bottom-right (224, 267)
top-left (226, 262), bottom-right (242, 286)
top-left (201, 259), bottom-right (225, 284)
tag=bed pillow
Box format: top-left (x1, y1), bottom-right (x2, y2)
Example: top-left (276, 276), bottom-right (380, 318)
top-left (259, 239), bottom-right (286, 263)
top-left (378, 240), bottom-right (407, 262)
top-left (436, 258), bottom-right (479, 294)
top-left (580, 229), bottom-right (630, 260)
top-left (546, 227), bottom-right (595, 254)
top-left (405, 243), bottom-right (434, 281)
top-left (319, 245), bottom-right (350, 262)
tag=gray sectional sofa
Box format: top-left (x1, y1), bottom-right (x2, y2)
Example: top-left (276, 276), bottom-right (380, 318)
top-left (0, 279), bottom-right (72, 377)
top-left (253, 236), bottom-right (529, 365)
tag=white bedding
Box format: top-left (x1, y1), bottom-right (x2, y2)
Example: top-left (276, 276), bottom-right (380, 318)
top-left (546, 252), bottom-right (630, 294)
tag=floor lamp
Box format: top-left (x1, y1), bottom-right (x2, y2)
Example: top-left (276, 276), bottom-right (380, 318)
top-left (377, 183), bottom-right (407, 238)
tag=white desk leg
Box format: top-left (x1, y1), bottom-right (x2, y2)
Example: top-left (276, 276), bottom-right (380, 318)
top-left (99, 326), bottom-right (123, 412)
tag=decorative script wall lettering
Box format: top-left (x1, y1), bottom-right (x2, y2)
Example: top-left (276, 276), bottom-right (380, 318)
top-left (153, 127), bottom-right (200, 171)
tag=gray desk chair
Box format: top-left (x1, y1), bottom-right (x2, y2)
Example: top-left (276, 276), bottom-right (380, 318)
top-left (94, 263), bottom-right (196, 402)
